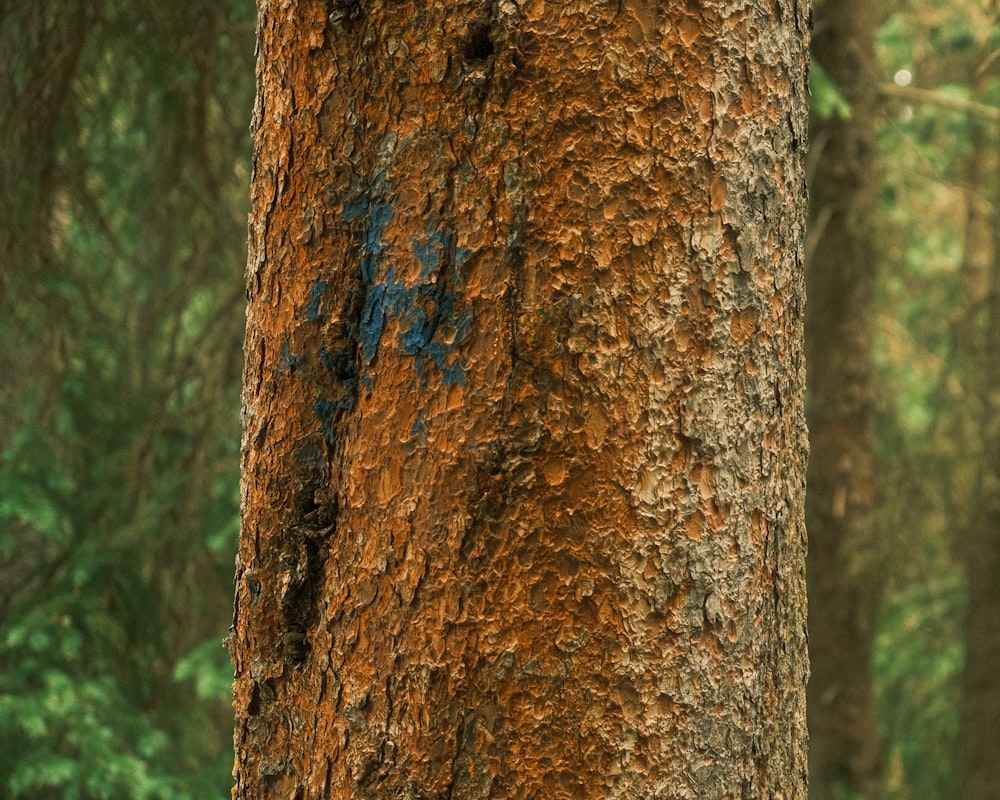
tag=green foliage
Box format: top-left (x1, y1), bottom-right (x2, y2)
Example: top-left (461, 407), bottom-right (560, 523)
top-left (174, 639), bottom-right (235, 704)
top-left (867, 3), bottom-right (1000, 800)
top-left (0, 670), bottom-right (184, 800)
top-left (808, 1), bottom-right (1000, 798)
top-left (875, 577), bottom-right (966, 800)
top-left (810, 58), bottom-right (853, 120)
top-left (0, 1), bottom-right (254, 797)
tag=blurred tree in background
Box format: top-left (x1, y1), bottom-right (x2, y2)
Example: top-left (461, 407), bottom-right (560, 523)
top-left (810, 0), bottom-right (1000, 798)
top-left (806, 0), bottom-right (886, 796)
top-left (0, 1), bottom-right (254, 797)
top-left (1, 0), bottom-right (999, 798)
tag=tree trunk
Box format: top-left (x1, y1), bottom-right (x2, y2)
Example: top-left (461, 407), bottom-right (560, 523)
top-left (955, 92), bottom-right (1000, 800)
top-left (958, 440), bottom-right (1000, 798)
top-left (804, 1), bottom-right (886, 799)
top-left (958, 465), bottom-right (1000, 800)
top-left (232, 2), bottom-right (811, 797)
top-left (806, 0), bottom-right (883, 800)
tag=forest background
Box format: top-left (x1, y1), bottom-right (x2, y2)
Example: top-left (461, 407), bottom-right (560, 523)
top-left (0, 1), bottom-right (996, 798)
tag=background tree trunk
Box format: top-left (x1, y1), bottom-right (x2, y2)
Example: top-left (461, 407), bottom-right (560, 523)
top-left (955, 82), bottom-right (1000, 800)
top-left (232, 2), bottom-right (811, 797)
top-left (805, 1), bottom-right (886, 798)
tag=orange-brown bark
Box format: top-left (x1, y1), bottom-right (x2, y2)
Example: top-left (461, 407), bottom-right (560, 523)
top-left (233, 2), bottom-right (810, 798)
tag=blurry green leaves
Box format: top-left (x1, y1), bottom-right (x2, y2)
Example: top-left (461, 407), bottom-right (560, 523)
top-left (0, 606), bottom-right (235, 799)
top-left (0, 432), bottom-right (73, 546)
top-left (865, 4), bottom-right (1000, 800)
top-left (174, 638), bottom-right (234, 703)
top-left (810, 59), bottom-right (852, 120)
top-left (1, 0), bottom-right (253, 797)
top-left (875, 577), bottom-right (966, 800)
top-left (0, 672), bottom-right (185, 800)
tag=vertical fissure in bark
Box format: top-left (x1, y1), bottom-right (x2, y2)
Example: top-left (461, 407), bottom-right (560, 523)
top-left (501, 194), bottom-right (528, 372)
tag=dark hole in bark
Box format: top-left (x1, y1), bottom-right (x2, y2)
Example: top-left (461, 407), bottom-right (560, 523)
top-left (328, 0), bottom-right (361, 25)
top-left (463, 24), bottom-right (495, 61)
top-left (298, 491), bottom-right (319, 517)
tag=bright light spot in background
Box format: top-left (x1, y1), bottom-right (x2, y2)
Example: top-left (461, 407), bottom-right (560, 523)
top-left (894, 69), bottom-right (913, 87)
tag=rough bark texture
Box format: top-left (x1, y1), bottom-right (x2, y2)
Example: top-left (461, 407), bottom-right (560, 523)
top-left (805, 1), bottom-right (884, 798)
top-left (232, 1), bottom-right (811, 798)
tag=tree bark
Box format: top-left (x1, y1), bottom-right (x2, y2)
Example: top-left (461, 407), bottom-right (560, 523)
top-left (232, 2), bottom-right (811, 798)
top-left (805, 1), bottom-right (885, 798)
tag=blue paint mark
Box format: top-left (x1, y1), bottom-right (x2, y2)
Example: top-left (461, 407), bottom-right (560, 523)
top-left (357, 263), bottom-right (471, 385)
top-left (411, 410), bottom-right (428, 437)
top-left (415, 232), bottom-right (470, 283)
top-left (397, 279), bottom-right (472, 386)
top-left (341, 199), bottom-right (472, 385)
top-left (319, 345), bottom-right (354, 380)
top-left (399, 304), bottom-right (437, 358)
top-left (341, 198), bottom-right (367, 222)
top-left (413, 239), bottom-right (441, 278)
top-left (313, 380), bottom-right (359, 447)
top-left (359, 280), bottom-right (389, 363)
top-left (362, 203), bottom-right (394, 283)
top-left (313, 398), bottom-right (342, 448)
top-left (340, 196), bottom-right (394, 282)
top-left (306, 281), bottom-right (328, 321)
top-left (454, 307), bottom-right (473, 341)
top-left (278, 340), bottom-right (303, 372)
top-left (440, 363), bottom-right (466, 386)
